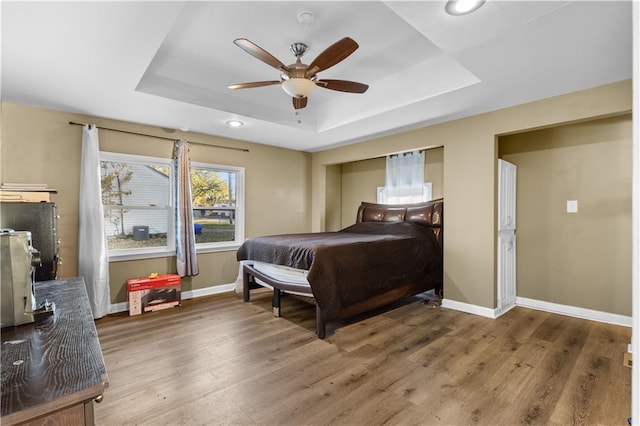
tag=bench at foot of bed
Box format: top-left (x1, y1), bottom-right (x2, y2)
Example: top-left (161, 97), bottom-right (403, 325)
top-left (242, 262), bottom-right (439, 340)
top-left (242, 262), bottom-right (327, 338)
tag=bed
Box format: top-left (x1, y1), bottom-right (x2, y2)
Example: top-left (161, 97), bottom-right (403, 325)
top-left (236, 198), bottom-right (443, 338)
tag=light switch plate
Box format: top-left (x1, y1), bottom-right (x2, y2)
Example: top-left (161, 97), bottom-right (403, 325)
top-left (566, 200), bottom-right (578, 213)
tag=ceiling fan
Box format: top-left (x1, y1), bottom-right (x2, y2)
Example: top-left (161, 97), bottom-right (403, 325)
top-left (228, 37), bottom-right (369, 110)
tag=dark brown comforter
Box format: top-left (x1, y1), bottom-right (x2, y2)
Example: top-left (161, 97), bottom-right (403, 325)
top-left (236, 221), bottom-right (442, 322)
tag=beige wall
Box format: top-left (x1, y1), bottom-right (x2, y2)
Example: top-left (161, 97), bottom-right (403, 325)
top-left (341, 157), bottom-right (385, 226)
top-left (311, 80), bottom-right (632, 311)
top-left (324, 164), bottom-right (342, 231)
top-left (1, 102), bottom-right (311, 304)
top-left (499, 115), bottom-right (632, 315)
top-left (339, 147), bottom-right (445, 227)
top-left (1, 79), bottom-right (632, 314)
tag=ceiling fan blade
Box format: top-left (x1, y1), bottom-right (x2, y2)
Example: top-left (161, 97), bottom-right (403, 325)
top-left (228, 81), bottom-right (281, 90)
top-left (293, 97), bottom-right (308, 110)
top-left (316, 79), bottom-right (369, 94)
top-left (306, 37), bottom-right (359, 78)
top-left (233, 38), bottom-right (289, 73)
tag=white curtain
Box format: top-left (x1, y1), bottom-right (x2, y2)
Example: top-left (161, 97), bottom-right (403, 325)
top-left (78, 124), bottom-right (110, 319)
top-left (384, 150), bottom-right (426, 204)
top-left (174, 139), bottom-right (199, 277)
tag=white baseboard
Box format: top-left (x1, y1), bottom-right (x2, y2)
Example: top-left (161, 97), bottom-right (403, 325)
top-left (109, 301), bottom-right (129, 314)
top-left (109, 286), bottom-right (632, 329)
top-left (516, 296), bottom-right (632, 327)
top-left (441, 296), bottom-right (631, 328)
top-left (441, 298), bottom-right (499, 319)
top-left (184, 283), bottom-right (235, 299)
top-left (108, 283), bottom-right (236, 314)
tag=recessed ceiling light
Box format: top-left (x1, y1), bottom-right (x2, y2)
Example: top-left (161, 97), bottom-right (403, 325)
top-left (445, 0), bottom-right (485, 15)
top-left (226, 120), bottom-right (244, 128)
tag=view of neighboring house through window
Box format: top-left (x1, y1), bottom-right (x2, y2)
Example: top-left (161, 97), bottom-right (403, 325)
top-left (100, 152), bottom-right (244, 260)
top-left (101, 152), bottom-right (173, 256)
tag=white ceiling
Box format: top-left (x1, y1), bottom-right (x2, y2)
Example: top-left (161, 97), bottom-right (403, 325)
top-left (1, 1), bottom-right (632, 152)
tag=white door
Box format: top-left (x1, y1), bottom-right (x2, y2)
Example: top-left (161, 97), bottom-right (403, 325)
top-left (497, 233), bottom-right (517, 313)
top-left (498, 159), bottom-right (517, 231)
top-left (497, 159), bottom-right (517, 313)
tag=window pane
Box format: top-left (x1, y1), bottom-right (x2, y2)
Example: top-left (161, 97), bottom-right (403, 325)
top-left (104, 207), bottom-right (169, 250)
top-left (101, 156), bottom-right (172, 254)
top-left (191, 168), bottom-right (237, 244)
top-left (101, 161), bottom-right (170, 207)
top-left (193, 208), bottom-right (235, 243)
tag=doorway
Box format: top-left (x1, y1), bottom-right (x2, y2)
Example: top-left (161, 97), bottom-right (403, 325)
top-left (497, 114), bottom-right (632, 318)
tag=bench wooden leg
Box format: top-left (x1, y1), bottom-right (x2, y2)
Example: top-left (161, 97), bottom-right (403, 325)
top-left (272, 289), bottom-right (281, 317)
top-left (315, 304), bottom-right (326, 339)
top-left (243, 269), bottom-right (251, 302)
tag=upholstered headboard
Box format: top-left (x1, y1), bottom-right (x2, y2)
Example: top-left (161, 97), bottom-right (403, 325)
top-left (356, 198), bottom-right (443, 246)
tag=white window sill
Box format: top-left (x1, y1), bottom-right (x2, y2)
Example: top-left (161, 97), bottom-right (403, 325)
top-left (108, 243), bottom-right (241, 262)
top-left (109, 249), bottom-right (176, 262)
top-left (196, 242), bottom-right (242, 254)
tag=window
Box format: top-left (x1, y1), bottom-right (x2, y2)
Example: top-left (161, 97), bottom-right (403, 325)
top-left (101, 152), bottom-right (174, 259)
top-left (382, 150), bottom-right (429, 204)
top-left (100, 152), bottom-right (244, 260)
top-left (190, 162), bottom-right (244, 252)
top-left (377, 182), bottom-right (432, 204)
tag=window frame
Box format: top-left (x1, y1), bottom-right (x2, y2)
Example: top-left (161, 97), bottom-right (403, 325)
top-left (100, 153), bottom-right (245, 261)
top-left (190, 161), bottom-right (245, 254)
top-left (100, 151), bottom-right (175, 262)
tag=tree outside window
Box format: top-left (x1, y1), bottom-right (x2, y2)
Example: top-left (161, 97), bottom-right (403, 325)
top-left (190, 167), bottom-right (237, 244)
top-left (101, 162), bottom-right (133, 236)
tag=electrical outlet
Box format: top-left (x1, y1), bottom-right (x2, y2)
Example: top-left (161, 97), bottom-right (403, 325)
top-left (566, 200), bottom-right (578, 213)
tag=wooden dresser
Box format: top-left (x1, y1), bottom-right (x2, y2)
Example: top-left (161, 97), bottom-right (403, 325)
top-left (1, 277), bottom-right (108, 425)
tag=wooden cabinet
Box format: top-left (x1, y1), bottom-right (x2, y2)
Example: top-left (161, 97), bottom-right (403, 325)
top-left (1, 278), bottom-right (108, 425)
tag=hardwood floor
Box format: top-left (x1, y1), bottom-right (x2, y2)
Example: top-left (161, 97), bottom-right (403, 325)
top-left (94, 290), bottom-right (631, 425)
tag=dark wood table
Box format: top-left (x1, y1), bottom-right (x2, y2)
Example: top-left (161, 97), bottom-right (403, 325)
top-left (1, 277), bottom-right (109, 425)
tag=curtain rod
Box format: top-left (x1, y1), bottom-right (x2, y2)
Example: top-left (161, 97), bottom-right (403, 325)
top-left (68, 121), bottom-right (249, 153)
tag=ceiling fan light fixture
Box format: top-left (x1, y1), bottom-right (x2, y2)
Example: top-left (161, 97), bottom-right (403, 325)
top-left (445, 0), bottom-right (485, 15)
top-left (282, 78), bottom-right (317, 98)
